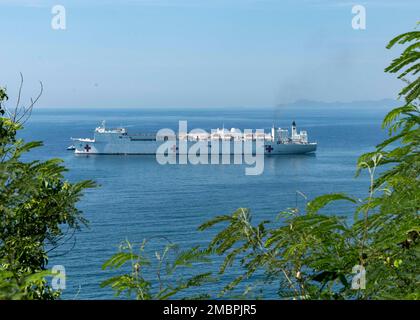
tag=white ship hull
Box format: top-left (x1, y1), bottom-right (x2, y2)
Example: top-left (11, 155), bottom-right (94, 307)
top-left (74, 140), bottom-right (317, 155)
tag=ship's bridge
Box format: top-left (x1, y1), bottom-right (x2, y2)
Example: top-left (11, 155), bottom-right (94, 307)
top-left (95, 121), bottom-right (127, 135)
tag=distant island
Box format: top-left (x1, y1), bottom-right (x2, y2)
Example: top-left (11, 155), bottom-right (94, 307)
top-left (277, 98), bottom-right (398, 110)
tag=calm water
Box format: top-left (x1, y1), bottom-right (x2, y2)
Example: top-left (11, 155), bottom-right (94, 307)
top-left (19, 106), bottom-right (391, 299)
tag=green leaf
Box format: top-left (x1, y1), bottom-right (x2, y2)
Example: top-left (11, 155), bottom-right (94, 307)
top-left (306, 194), bottom-right (356, 214)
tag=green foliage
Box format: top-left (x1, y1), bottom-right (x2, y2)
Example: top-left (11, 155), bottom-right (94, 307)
top-left (306, 194), bottom-right (356, 214)
top-left (385, 28), bottom-right (420, 105)
top-left (0, 85), bottom-right (95, 299)
top-left (101, 239), bottom-right (214, 300)
top-left (0, 268), bottom-right (55, 300)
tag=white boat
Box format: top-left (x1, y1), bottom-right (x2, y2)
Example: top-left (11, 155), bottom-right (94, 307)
top-left (72, 121), bottom-right (317, 155)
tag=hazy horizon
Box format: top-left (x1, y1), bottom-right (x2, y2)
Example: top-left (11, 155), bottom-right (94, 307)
top-left (28, 97), bottom-right (398, 110)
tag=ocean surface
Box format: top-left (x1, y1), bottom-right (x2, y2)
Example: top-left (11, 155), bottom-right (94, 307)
top-left (18, 105), bottom-right (392, 299)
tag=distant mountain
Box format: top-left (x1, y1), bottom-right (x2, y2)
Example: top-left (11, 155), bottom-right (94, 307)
top-left (277, 99), bottom-right (399, 109)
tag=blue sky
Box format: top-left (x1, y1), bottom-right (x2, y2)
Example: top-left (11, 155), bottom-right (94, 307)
top-left (0, 0), bottom-right (419, 108)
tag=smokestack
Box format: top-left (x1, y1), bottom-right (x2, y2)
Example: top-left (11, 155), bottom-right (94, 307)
top-left (292, 121), bottom-right (297, 139)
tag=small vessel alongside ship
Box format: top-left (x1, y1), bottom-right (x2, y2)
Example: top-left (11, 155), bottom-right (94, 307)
top-left (71, 121), bottom-right (317, 155)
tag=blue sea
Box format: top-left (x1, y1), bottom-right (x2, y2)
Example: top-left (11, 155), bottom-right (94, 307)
top-left (19, 105), bottom-right (392, 299)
